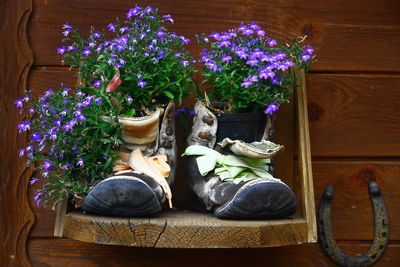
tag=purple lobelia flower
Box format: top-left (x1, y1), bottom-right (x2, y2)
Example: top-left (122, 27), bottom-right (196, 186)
top-left (29, 177), bottom-right (40, 185)
top-left (93, 80), bottom-right (101, 88)
top-left (82, 48), bottom-right (92, 56)
top-left (264, 102), bottom-right (280, 115)
top-left (76, 157), bottom-right (84, 167)
top-left (42, 160), bottom-right (54, 170)
top-left (57, 46), bottom-right (67, 54)
top-left (108, 23), bottom-right (116, 32)
top-left (34, 192), bottom-right (43, 208)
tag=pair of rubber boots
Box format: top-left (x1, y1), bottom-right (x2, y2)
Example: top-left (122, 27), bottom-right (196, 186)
top-left (82, 102), bottom-right (296, 219)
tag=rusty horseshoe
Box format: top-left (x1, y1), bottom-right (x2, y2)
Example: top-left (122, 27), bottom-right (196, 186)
top-left (318, 182), bottom-right (389, 267)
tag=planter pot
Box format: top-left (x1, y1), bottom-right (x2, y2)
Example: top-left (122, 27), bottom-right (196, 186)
top-left (212, 111), bottom-right (266, 143)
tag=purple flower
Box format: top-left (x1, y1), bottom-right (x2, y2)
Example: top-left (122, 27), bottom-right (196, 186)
top-left (138, 80), bottom-right (147, 88)
top-left (163, 14), bottom-right (174, 23)
top-left (44, 89), bottom-right (54, 96)
top-left (305, 45), bottom-right (314, 55)
top-left (221, 55), bottom-right (232, 62)
top-left (249, 75), bottom-right (258, 83)
top-left (257, 30), bottom-right (266, 37)
top-left (276, 51), bottom-right (286, 60)
top-left (34, 192), bottom-right (43, 208)
top-left (157, 51), bottom-right (166, 58)
top-left (62, 88), bottom-right (70, 96)
top-left (60, 163), bottom-right (72, 170)
top-left (127, 96), bottom-right (133, 103)
top-left (62, 23), bottom-right (72, 29)
top-left (60, 109), bottom-right (68, 116)
top-left (14, 99), bottom-right (24, 108)
top-left (241, 28), bottom-right (254, 36)
top-left (246, 58), bottom-right (259, 66)
top-left (19, 148), bottom-right (25, 157)
top-left (174, 52), bottom-right (183, 57)
top-left (127, 6), bottom-right (141, 19)
top-left (181, 37), bottom-right (190, 45)
top-left (76, 157), bottom-right (84, 167)
top-left (31, 133), bottom-right (42, 142)
top-left (91, 31), bottom-right (101, 39)
top-left (17, 121), bottom-right (32, 133)
top-left (108, 23), bottom-right (116, 32)
top-left (29, 177), bottom-right (40, 185)
top-left (180, 60), bottom-right (189, 67)
top-left (42, 161), bottom-right (54, 170)
top-left (264, 102), bottom-right (280, 115)
top-left (210, 32), bottom-right (221, 41)
top-left (74, 109), bottom-right (82, 117)
top-left (82, 49), bottom-right (92, 57)
top-left (301, 53), bottom-right (311, 61)
top-left (95, 97), bottom-right (102, 105)
top-left (54, 119), bottom-right (62, 127)
top-left (156, 31), bottom-right (165, 37)
top-left (62, 29), bottom-right (72, 36)
top-left (218, 41), bottom-right (231, 48)
top-left (119, 27), bottom-right (129, 33)
top-left (259, 70), bottom-right (275, 79)
top-left (67, 45), bottom-right (76, 51)
top-left (241, 77), bottom-right (253, 88)
top-left (62, 122), bottom-right (73, 131)
top-left (268, 39), bottom-right (277, 47)
top-left (57, 46), bottom-right (67, 55)
top-left (94, 80), bottom-right (101, 88)
top-left (88, 42), bottom-right (96, 48)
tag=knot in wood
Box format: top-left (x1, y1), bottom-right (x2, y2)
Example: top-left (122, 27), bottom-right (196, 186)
top-left (308, 102), bottom-right (324, 122)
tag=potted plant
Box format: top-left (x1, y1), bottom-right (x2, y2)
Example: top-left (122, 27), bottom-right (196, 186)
top-left (196, 23), bottom-right (313, 142)
top-left (59, 5), bottom-right (195, 152)
top-left (17, 5), bottom-right (195, 216)
top-left (183, 23), bottom-right (314, 219)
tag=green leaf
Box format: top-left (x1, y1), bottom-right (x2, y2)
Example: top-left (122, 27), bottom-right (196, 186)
top-left (163, 90), bottom-right (174, 99)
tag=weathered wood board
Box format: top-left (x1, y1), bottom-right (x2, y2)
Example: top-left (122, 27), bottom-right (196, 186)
top-left (29, 0), bottom-right (400, 71)
top-left (28, 238), bottom-right (400, 267)
top-left (62, 211), bottom-right (309, 248)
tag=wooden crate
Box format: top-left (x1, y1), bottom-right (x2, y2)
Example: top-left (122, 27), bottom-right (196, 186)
top-left (54, 70), bottom-right (316, 248)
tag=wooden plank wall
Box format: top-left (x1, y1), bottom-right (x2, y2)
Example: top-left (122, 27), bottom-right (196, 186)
top-left (3, 0), bottom-right (400, 266)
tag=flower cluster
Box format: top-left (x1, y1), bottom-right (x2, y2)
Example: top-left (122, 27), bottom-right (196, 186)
top-left (198, 23), bottom-right (314, 113)
top-left (16, 86), bottom-right (121, 208)
top-left (59, 5), bottom-right (195, 115)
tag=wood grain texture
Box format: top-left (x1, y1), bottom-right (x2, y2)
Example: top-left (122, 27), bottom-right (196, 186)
top-left (0, 0), bottom-right (35, 266)
top-left (307, 74), bottom-right (400, 157)
top-left (62, 211), bottom-right (309, 248)
top-left (29, 0), bottom-right (400, 71)
top-left (296, 70), bottom-right (317, 243)
top-left (28, 238), bottom-right (400, 267)
top-left (29, 160), bottom-right (400, 242)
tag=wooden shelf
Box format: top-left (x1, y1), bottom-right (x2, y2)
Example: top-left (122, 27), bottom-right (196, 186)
top-left (62, 210), bottom-right (309, 248)
top-left (55, 70), bottom-right (316, 248)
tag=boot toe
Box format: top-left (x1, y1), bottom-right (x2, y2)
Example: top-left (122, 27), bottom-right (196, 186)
top-left (82, 174), bottom-right (162, 217)
top-left (214, 179), bottom-right (296, 219)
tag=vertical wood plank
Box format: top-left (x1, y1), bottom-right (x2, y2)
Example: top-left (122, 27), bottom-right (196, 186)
top-left (296, 70), bottom-right (317, 243)
top-left (0, 0), bottom-right (35, 266)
